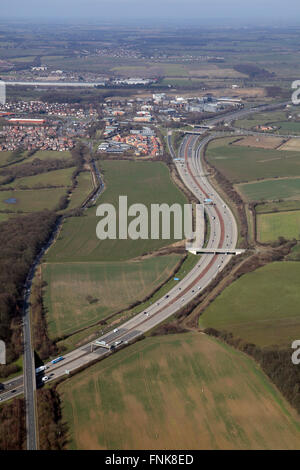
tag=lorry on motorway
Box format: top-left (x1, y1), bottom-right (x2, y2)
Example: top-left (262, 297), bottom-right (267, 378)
top-left (51, 356), bottom-right (64, 364)
top-left (204, 198), bottom-right (214, 205)
top-left (94, 340), bottom-right (111, 350)
top-left (35, 365), bottom-right (46, 375)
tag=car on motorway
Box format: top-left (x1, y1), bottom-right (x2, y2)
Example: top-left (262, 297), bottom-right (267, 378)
top-left (42, 376), bottom-right (49, 383)
top-left (113, 328), bottom-right (118, 333)
top-left (51, 356), bottom-right (64, 364)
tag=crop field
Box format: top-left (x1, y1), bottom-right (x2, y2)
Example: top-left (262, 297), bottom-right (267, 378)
top-left (274, 121), bottom-right (300, 135)
top-left (278, 138), bottom-right (300, 151)
top-left (42, 254), bottom-right (182, 338)
top-left (257, 210), bottom-right (300, 242)
top-left (233, 136), bottom-right (284, 150)
top-left (112, 63), bottom-right (189, 77)
top-left (46, 160), bottom-right (187, 262)
top-left (199, 261), bottom-right (300, 348)
top-left (237, 177), bottom-right (300, 202)
top-left (4, 167), bottom-right (75, 189)
top-left (67, 171), bottom-right (93, 210)
top-left (0, 187), bottom-right (67, 212)
top-left (255, 200), bottom-right (300, 213)
top-left (58, 332), bottom-right (300, 450)
top-left (206, 138), bottom-right (300, 183)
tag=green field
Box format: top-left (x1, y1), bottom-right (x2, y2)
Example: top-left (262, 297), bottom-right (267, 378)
top-left (46, 160), bottom-right (187, 262)
top-left (0, 213), bottom-right (11, 222)
top-left (237, 177), bottom-right (300, 202)
top-left (199, 261), bottom-right (300, 348)
top-left (58, 332), bottom-right (300, 450)
top-left (20, 150), bottom-right (73, 165)
top-left (257, 210), bottom-right (300, 242)
top-left (0, 151), bottom-right (28, 167)
top-left (67, 171), bottom-right (93, 210)
top-left (0, 187), bottom-right (67, 212)
top-left (112, 63), bottom-right (189, 77)
top-left (274, 121), bottom-right (300, 135)
top-left (255, 200), bottom-right (300, 213)
top-left (53, 252), bottom-right (198, 353)
top-left (234, 111), bottom-right (288, 130)
top-left (206, 137), bottom-right (300, 183)
top-left (3, 167), bottom-right (75, 189)
top-left (43, 254), bottom-right (182, 339)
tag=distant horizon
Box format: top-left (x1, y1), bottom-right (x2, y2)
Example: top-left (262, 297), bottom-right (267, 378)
top-left (2, 17), bottom-right (300, 28)
top-left (2, 0), bottom-right (300, 25)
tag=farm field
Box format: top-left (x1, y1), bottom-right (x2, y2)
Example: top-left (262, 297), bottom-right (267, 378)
top-left (255, 199), bottom-right (300, 213)
top-left (3, 167), bottom-right (75, 189)
top-left (21, 150), bottom-right (73, 164)
top-left (233, 111), bottom-right (288, 130)
top-left (58, 332), bottom-right (300, 450)
top-left (43, 254), bottom-right (182, 339)
top-left (205, 137), bottom-right (300, 183)
top-left (257, 210), bottom-right (300, 242)
top-left (54, 253), bottom-right (198, 353)
top-left (233, 135), bottom-right (284, 150)
top-left (199, 261), bottom-right (300, 348)
top-left (46, 160), bottom-right (187, 262)
top-left (67, 171), bottom-right (93, 210)
top-left (279, 138), bottom-right (300, 151)
top-left (0, 150), bottom-right (28, 167)
top-left (274, 121), bottom-right (300, 135)
top-left (237, 177), bottom-right (300, 202)
top-left (0, 187), bottom-right (67, 212)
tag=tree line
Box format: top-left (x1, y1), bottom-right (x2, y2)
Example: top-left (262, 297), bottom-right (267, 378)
top-left (0, 211), bottom-right (58, 368)
top-left (0, 398), bottom-right (26, 450)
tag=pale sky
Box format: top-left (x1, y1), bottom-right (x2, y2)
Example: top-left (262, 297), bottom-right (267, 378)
top-left (2, 0), bottom-right (300, 23)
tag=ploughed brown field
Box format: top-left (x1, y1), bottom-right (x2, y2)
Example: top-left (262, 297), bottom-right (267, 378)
top-left (58, 332), bottom-right (300, 450)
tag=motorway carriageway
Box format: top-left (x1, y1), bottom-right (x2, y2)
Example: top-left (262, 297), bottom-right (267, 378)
top-left (0, 132), bottom-right (238, 401)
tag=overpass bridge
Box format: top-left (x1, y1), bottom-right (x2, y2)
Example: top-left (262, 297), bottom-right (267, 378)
top-left (188, 247), bottom-right (245, 255)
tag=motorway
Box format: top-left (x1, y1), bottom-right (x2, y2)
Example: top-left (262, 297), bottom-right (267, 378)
top-left (0, 130), bottom-right (238, 405)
